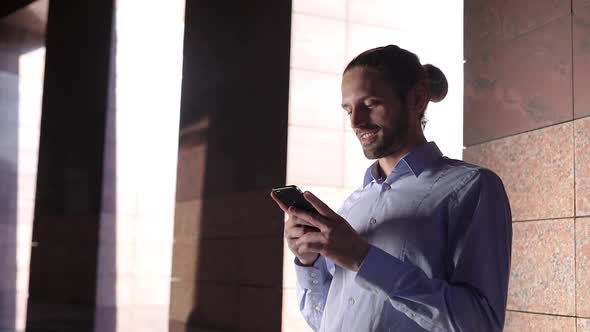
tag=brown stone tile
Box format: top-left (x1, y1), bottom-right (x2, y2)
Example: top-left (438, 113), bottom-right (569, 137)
top-left (292, 0), bottom-right (346, 19)
top-left (576, 0), bottom-right (590, 11)
top-left (174, 200), bottom-right (203, 243)
top-left (287, 126), bottom-right (344, 187)
top-left (175, 144), bottom-right (207, 201)
top-left (290, 14), bottom-right (346, 73)
top-left (174, 190), bottom-right (284, 241)
top-left (196, 239), bottom-right (240, 283)
top-left (504, 311), bottom-right (576, 332)
top-left (576, 117), bottom-right (590, 216)
top-left (577, 218), bottom-right (590, 317)
top-left (289, 69), bottom-right (344, 130)
top-left (236, 188), bottom-right (285, 237)
top-left (465, 0), bottom-right (571, 60)
top-left (238, 286), bottom-right (282, 332)
top-left (507, 219), bottom-right (575, 315)
top-left (574, 5), bottom-right (590, 119)
top-left (579, 318), bottom-right (590, 331)
top-left (464, 123), bottom-right (574, 221)
top-left (169, 280), bottom-right (238, 330)
top-left (464, 16), bottom-right (572, 146)
top-left (238, 237), bottom-right (283, 287)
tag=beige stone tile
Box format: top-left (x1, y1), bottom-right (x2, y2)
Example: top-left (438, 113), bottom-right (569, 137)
top-left (134, 240), bottom-right (173, 277)
top-left (99, 212), bottom-right (138, 244)
top-left (344, 131), bottom-right (373, 189)
top-left (504, 311), bottom-right (576, 332)
top-left (283, 240), bottom-right (298, 289)
top-left (287, 126), bottom-right (344, 187)
top-left (346, 23), bottom-right (415, 64)
top-left (133, 277), bottom-right (171, 306)
top-left (290, 14), bottom-right (346, 73)
top-left (576, 117), bottom-right (590, 216)
top-left (282, 288), bottom-right (313, 332)
top-left (347, 0), bottom-right (451, 32)
top-left (300, 185), bottom-right (347, 212)
top-left (97, 242), bottom-right (136, 277)
top-left (508, 219), bottom-right (575, 315)
top-left (289, 69), bottom-right (344, 130)
top-left (96, 275), bottom-right (134, 306)
top-left (464, 122), bottom-right (574, 221)
top-left (130, 305), bottom-right (170, 332)
top-left (579, 318), bottom-right (590, 331)
top-left (293, 0), bottom-right (346, 19)
top-left (577, 218), bottom-right (590, 317)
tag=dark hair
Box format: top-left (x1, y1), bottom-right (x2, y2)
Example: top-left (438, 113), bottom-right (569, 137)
top-left (344, 45), bottom-right (448, 128)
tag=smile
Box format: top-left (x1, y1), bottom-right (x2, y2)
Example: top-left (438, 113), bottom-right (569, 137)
top-left (357, 130), bottom-right (379, 145)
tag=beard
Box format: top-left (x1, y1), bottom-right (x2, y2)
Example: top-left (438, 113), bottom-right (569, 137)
top-left (360, 105), bottom-right (410, 160)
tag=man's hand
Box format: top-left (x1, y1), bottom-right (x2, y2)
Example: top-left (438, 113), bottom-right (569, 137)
top-left (271, 192), bottom-right (319, 265)
top-left (271, 191), bottom-right (370, 272)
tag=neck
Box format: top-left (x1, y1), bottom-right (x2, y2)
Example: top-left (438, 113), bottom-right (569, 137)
top-left (377, 134), bottom-right (427, 178)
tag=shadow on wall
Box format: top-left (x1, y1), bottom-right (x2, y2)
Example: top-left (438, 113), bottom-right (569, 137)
top-left (169, 1), bottom-right (291, 331)
top-left (94, 14), bottom-right (118, 332)
top-left (0, 5), bottom-right (45, 330)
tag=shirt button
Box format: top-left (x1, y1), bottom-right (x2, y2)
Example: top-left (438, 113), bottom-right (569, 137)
top-left (310, 272), bottom-right (317, 278)
top-left (369, 218), bottom-right (376, 225)
top-left (312, 279), bottom-right (319, 284)
top-left (314, 305), bottom-right (322, 311)
top-left (348, 297), bottom-right (355, 305)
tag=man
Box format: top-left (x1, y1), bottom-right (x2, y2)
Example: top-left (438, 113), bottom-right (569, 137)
top-left (271, 45), bottom-right (512, 331)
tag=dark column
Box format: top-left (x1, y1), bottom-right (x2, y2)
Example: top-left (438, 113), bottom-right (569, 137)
top-left (169, 1), bottom-right (292, 331)
top-left (26, 0), bottom-right (114, 331)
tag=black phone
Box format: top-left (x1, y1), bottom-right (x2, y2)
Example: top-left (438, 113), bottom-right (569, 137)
top-left (271, 185), bottom-right (318, 213)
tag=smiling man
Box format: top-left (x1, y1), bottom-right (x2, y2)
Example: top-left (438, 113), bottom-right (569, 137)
top-left (271, 45), bottom-right (512, 332)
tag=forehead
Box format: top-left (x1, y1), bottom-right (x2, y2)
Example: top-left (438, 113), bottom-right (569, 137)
top-left (341, 67), bottom-right (393, 100)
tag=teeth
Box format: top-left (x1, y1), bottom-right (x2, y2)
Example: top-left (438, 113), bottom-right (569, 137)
top-left (361, 132), bottom-right (375, 139)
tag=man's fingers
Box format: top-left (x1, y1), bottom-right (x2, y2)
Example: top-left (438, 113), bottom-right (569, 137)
top-left (270, 192), bottom-right (289, 214)
top-left (285, 224), bottom-right (312, 239)
top-left (295, 231), bottom-right (325, 253)
top-left (303, 191), bottom-right (339, 219)
top-left (289, 206), bottom-right (329, 232)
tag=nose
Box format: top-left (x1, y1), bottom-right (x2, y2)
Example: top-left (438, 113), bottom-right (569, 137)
top-left (349, 106), bottom-right (369, 129)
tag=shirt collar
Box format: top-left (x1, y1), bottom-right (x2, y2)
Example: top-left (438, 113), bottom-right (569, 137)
top-left (362, 142), bottom-right (443, 187)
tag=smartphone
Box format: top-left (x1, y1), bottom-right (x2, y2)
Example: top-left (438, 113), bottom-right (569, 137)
top-left (271, 185), bottom-right (318, 214)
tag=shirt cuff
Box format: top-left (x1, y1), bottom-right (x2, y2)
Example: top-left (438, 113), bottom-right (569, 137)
top-left (295, 255), bottom-right (329, 291)
top-left (355, 245), bottom-right (405, 295)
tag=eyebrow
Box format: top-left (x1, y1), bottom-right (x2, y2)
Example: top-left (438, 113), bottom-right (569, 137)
top-left (341, 95), bottom-right (376, 109)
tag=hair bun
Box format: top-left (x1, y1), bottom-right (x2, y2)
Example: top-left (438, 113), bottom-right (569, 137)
top-left (423, 64), bottom-right (448, 102)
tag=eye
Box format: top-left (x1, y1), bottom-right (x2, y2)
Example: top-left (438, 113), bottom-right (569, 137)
top-left (365, 100), bottom-right (379, 109)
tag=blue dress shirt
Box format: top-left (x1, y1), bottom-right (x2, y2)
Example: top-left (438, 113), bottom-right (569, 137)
top-left (294, 142), bottom-right (512, 332)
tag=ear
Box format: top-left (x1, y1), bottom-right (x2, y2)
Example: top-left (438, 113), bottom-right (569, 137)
top-left (407, 84), bottom-right (429, 115)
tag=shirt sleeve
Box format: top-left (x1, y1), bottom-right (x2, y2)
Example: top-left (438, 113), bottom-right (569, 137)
top-left (294, 255), bottom-right (333, 331)
top-left (355, 169), bottom-right (512, 332)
